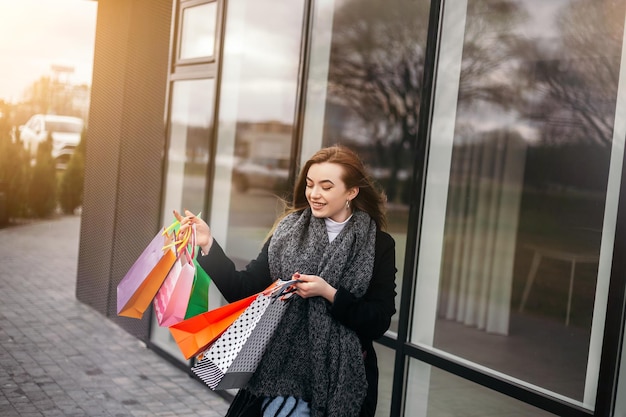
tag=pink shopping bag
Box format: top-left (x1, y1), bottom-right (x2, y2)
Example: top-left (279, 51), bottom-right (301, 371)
top-left (154, 249), bottom-right (195, 327)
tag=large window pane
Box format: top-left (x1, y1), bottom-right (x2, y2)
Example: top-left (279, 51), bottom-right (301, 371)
top-left (208, 0), bottom-right (305, 276)
top-left (151, 78), bottom-right (216, 359)
top-left (405, 358), bottom-right (554, 417)
top-left (412, 0), bottom-right (626, 410)
top-left (179, 2), bottom-right (218, 60)
top-left (374, 343), bottom-right (395, 417)
top-left (302, 0), bottom-right (431, 335)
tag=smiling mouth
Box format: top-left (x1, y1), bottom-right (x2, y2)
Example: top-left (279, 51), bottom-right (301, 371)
top-left (310, 202), bottom-right (325, 209)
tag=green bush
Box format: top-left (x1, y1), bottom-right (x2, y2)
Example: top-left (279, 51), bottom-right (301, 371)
top-left (28, 132), bottom-right (57, 217)
top-left (59, 147), bottom-right (85, 214)
top-left (0, 126), bottom-right (31, 220)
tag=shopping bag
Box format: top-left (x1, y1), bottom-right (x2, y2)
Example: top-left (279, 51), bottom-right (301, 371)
top-left (191, 280), bottom-right (297, 390)
top-left (184, 256), bottom-right (211, 319)
top-left (169, 293), bottom-right (258, 360)
top-left (153, 249), bottom-right (195, 327)
top-left (153, 225), bottom-right (197, 326)
top-left (116, 224), bottom-right (178, 319)
top-left (165, 215), bottom-right (210, 320)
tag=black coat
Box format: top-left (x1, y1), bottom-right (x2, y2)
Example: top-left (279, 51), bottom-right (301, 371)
top-left (197, 230), bottom-right (397, 417)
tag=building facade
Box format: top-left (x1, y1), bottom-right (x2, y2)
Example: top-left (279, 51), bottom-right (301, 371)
top-left (76, 0), bottom-right (626, 415)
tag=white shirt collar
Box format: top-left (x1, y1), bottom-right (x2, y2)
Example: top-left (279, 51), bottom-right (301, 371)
top-left (324, 214), bottom-right (353, 239)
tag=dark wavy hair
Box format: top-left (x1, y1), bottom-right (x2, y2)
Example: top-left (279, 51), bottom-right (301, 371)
top-left (280, 145), bottom-right (387, 231)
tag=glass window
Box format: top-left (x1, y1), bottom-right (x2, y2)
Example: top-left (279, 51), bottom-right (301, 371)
top-left (208, 0), bottom-right (305, 288)
top-left (179, 1), bottom-right (218, 60)
top-left (405, 358), bottom-right (554, 416)
top-left (302, 0), bottom-right (431, 336)
top-left (151, 78), bottom-right (216, 360)
top-left (374, 343), bottom-right (395, 417)
top-left (412, 0), bottom-right (626, 410)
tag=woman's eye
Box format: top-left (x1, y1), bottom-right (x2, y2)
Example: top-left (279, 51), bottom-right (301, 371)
top-left (322, 187), bottom-right (331, 191)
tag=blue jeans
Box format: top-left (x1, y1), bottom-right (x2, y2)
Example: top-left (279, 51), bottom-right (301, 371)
top-left (262, 396), bottom-right (310, 417)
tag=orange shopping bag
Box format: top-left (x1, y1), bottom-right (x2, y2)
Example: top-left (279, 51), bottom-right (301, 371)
top-left (169, 293), bottom-right (258, 360)
top-left (117, 221), bottom-right (189, 319)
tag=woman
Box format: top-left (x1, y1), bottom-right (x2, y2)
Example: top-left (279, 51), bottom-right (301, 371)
top-left (176, 145), bottom-right (396, 417)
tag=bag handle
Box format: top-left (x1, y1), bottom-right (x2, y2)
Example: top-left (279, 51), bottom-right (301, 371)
top-left (180, 224), bottom-right (196, 262)
top-left (264, 279), bottom-right (301, 301)
top-left (162, 211), bottom-right (201, 255)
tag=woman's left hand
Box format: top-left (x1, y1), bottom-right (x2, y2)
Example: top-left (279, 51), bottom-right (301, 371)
top-left (293, 273), bottom-right (337, 303)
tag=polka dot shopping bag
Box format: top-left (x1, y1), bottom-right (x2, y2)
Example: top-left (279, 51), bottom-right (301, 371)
top-left (191, 279), bottom-right (297, 390)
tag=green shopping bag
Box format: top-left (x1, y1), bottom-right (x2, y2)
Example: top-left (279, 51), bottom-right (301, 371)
top-left (185, 254), bottom-right (211, 319)
top-left (169, 213), bottom-right (211, 320)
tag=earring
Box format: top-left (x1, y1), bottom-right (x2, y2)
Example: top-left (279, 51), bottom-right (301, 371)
top-left (346, 200), bottom-right (350, 209)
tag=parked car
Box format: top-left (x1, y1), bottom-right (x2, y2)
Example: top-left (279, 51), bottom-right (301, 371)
top-left (19, 114), bottom-right (84, 167)
top-left (232, 157), bottom-right (290, 193)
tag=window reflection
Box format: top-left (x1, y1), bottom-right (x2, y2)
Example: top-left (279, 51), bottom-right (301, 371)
top-left (179, 2), bottom-right (218, 60)
top-left (154, 78), bottom-right (216, 359)
top-left (164, 79), bottom-right (215, 215)
top-left (405, 359), bottom-right (554, 417)
top-left (319, 0), bottom-right (432, 334)
top-left (433, 0), bottom-right (625, 403)
top-left (232, 122), bottom-right (292, 194)
top-left (210, 0), bottom-right (305, 267)
top-left (374, 343), bottom-right (395, 417)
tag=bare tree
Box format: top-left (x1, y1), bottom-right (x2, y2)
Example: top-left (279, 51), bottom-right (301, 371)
top-left (521, 0), bottom-right (624, 147)
top-left (326, 0), bottom-right (429, 202)
top-left (458, 1), bottom-right (529, 110)
top-left (326, 0), bottom-right (525, 202)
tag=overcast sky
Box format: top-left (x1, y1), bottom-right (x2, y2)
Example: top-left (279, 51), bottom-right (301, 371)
top-left (0, 0), bottom-right (97, 103)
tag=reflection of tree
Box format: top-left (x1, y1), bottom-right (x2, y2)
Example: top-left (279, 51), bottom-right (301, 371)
top-left (24, 76), bottom-right (82, 117)
top-left (326, 0), bottom-right (429, 202)
top-left (326, 0), bottom-right (525, 202)
top-left (523, 0), bottom-right (625, 148)
top-left (457, 1), bottom-right (527, 110)
top-left (456, 0), bottom-right (622, 150)
top-left (326, 0), bottom-right (623, 198)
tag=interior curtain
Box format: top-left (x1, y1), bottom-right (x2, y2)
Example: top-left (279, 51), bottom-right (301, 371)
top-left (438, 131), bottom-right (526, 335)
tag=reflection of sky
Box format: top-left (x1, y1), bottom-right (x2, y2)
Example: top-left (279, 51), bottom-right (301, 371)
top-left (457, 0), bottom-right (575, 144)
top-left (170, 79), bottom-right (215, 127)
top-left (222, 0), bottom-right (305, 123)
top-left (456, 102), bottom-right (539, 143)
top-left (518, 0), bottom-right (570, 41)
top-left (180, 2), bottom-right (217, 59)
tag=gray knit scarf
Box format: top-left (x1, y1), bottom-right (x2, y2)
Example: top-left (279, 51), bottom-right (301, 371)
top-left (246, 208), bottom-right (377, 417)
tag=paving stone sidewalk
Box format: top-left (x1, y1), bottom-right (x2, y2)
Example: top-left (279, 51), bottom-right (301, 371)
top-left (0, 215), bottom-right (230, 417)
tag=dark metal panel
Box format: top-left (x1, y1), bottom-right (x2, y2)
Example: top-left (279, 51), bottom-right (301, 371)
top-left (107, 0), bottom-right (173, 341)
top-left (76, 0), bottom-right (173, 341)
top-left (76, 0), bottom-right (133, 316)
top-left (595, 147), bottom-right (626, 414)
top-left (290, 0), bottom-right (313, 186)
top-left (390, 0), bottom-right (441, 415)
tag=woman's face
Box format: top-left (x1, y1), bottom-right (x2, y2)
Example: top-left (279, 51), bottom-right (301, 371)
top-left (305, 162), bottom-right (358, 223)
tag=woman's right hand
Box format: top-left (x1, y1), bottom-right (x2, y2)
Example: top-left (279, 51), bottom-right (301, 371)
top-left (173, 209), bottom-right (213, 254)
